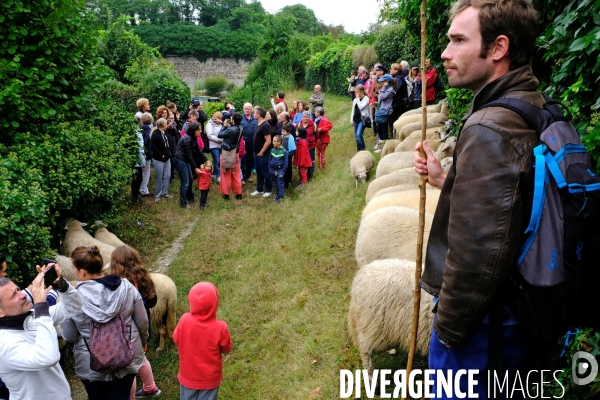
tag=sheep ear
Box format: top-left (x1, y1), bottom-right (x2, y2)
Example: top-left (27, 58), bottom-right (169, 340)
top-left (80, 222), bottom-right (88, 227)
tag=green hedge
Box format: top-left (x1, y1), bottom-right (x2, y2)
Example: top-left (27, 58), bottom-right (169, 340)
top-left (304, 42), bottom-right (353, 97)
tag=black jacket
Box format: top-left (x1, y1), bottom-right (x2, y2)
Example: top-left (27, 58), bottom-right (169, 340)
top-left (218, 124), bottom-right (243, 152)
top-left (150, 129), bottom-right (172, 161)
top-left (175, 133), bottom-right (206, 171)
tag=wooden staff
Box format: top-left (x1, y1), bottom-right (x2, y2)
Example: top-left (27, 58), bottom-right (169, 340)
top-left (403, 0), bottom-right (428, 396)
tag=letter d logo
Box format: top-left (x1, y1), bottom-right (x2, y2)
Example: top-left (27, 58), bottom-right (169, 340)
top-left (572, 351), bottom-right (598, 386)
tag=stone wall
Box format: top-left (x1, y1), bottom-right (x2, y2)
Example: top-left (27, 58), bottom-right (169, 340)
top-left (165, 56), bottom-right (251, 89)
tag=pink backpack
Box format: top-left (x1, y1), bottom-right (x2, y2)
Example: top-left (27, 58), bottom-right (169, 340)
top-left (83, 313), bottom-right (134, 373)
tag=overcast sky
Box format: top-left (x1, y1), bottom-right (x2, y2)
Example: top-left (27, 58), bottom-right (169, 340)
top-left (258, 0), bottom-right (380, 34)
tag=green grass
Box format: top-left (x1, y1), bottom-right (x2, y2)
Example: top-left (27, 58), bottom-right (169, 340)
top-left (103, 90), bottom-right (425, 399)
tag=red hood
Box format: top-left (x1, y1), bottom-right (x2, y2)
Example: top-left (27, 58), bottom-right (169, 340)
top-left (189, 282), bottom-right (219, 321)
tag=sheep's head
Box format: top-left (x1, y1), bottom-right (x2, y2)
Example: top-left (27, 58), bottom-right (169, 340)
top-left (439, 99), bottom-right (449, 114)
top-left (441, 157), bottom-right (454, 172)
top-left (64, 218), bottom-right (87, 230)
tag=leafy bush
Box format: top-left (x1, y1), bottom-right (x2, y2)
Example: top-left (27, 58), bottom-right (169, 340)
top-left (374, 23), bottom-right (420, 68)
top-left (445, 88), bottom-right (473, 137)
top-left (305, 42), bottom-right (354, 97)
top-left (205, 76), bottom-right (228, 96)
top-left (194, 79), bottom-right (206, 91)
top-left (203, 103), bottom-right (224, 119)
top-left (0, 157), bottom-right (50, 285)
top-left (351, 46), bottom-right (378, 69)
top-left (98, 79), bottom-right (140, 113)
top-left (125, 58), bottom-right (191, 111)
top-left (0, 0), bottom-right (108, 139)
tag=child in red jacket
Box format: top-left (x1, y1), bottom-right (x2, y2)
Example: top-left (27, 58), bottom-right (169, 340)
top-left (314, 107), bottom-right (333, 170)
top-left (197, 161), bottom-right (213, 210)
top-left (293, 126), bottom-right (312, 189)
top-left (174, 281), bottom-right (233, 400)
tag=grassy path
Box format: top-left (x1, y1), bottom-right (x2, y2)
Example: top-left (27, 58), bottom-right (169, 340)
top-left (88, 90), bottom-right (421, 399)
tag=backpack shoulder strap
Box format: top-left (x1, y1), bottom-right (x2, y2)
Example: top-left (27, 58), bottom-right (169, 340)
top-left (476, 97), bottom-right (561, 134)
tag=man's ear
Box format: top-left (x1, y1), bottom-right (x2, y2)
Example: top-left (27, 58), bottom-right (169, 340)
top-left (490, 35), bottom-right (510, 61)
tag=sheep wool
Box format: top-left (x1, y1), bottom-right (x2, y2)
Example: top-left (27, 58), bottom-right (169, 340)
top-left (380, 139), bottom-right (400, 158)
top-left (441, 156), bottom-right (454, 173)
top-left (375, 152), bottom-right (416, 179)
top-left (436, 136), bottom-right (457, 160)
top-left (392, 114), bottom-right (424, 140)
top-left (355, 206), bottom-right (433, 267)
top-left (149, 272), bottom-right (177, 351)
top-left (93, 224), bottom-right (127, 248)
top-left (365, 169), bottom-right (420, 203)
top-left (348, 258), bottom-right (434, 374)
top-left (395, 132), bottom-right (441, 153)
top-left (54, 254), bottom-right (78, 282)
top-left (401, 102), bottom-right (442, 117)
top-left (350, 150), bottom-right (376, 188)
top-left (362, 188), bottom-right (441, 220)
top-left (61, 218), bottom-right (115, 265)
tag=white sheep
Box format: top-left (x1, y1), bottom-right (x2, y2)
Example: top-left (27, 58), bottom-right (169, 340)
top-left (348, 258), bottom-right (434, 375)
top-left (441, 156), bottom-right (454, 173)
top-left (362, 188), bottom-right (441, 220)
top-left (149, 272), bottom-right (177, 351)
top-left (401, 103), bottom-right (442, 117)
top-left (365, 169), bottom-right (420, 203)
top-left (350, 151), bottom-right (376, 188)
top-left (395, 135), bottom-right (441, 153)
top-left (380, 139), bottom-right (400, 158)
top-left (375, 152), bottom-right (416, 179)
top-left (355, 206), bottom-right (433, 267)
top-left (397, 115), bottom-right (448, 141)
top-left (54, 254), bottom-right (78, 282)
top-left (435, 136), bottom-right (457, 160)
top-left (93, 221), bottom-right (127, 248)
top-left (392, 114), bottom-right (424, 139)
top-left (61, 218), bottom-right (115, 265)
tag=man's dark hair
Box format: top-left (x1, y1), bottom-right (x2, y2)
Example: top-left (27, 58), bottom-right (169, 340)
top-left (282, 123), bottom-right (293, 133)
top-left (297, 126), bottom-right (307, 139)
top-left (255, 107), bottom-right (266, 118)
top-left (450, 0), bottom-right (539, 69)
top-left (0, 253), bottom-right (5, 265)
top-left (277, 91), bottom-right (285, 99)
top-left (0, 277), bottom-right (12, 307)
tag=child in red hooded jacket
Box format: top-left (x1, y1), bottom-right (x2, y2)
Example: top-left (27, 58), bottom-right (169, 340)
top-left (174, 282), bottom-right (233, 400)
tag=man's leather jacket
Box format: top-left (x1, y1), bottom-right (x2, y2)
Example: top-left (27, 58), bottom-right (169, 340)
top-left (420, 66), bottom-right (545, 347)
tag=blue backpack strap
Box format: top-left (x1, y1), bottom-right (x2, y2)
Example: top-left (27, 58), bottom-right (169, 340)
top-left (526, 144), bottom-right (549, 234)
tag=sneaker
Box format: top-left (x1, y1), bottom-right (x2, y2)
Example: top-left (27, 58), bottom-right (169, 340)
top-left (200, 205), bottom-right (206, 210)
top-left (135, 387), bottom-right (161, 398)
top-left (274, 198), bottom-right (282, 203)
top-left (242, 180), bottom-right (246, 186)
top-left (154, 197), bottom-right (161, 203)
top-left (296, 184), bottom-right (305, 190)
top-left (251, 191), bottom-right (263, 196)
top-left (185, 204), bottom-right (193, 210)
top-left (223, 194), bottom-right (230, 200)
top-left (247, 178), bottom-right (254, 183)
top-left (140, 192), bottom-right (151, 197)
top-left (263, 192), bottom-right (271, 198)
top-left (162, 194), bottom-right (173, 199)
top-left (235, 194), bottom-right (243, 200)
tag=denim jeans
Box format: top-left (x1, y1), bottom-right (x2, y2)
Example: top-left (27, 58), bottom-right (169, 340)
top-left (254, 154), bottom-right (272, 192)
top-left (353, 120), bottom-right (366, 151)
top-left (173, 157), bottom-right (194, 206)
top-left (210, 147), bottom-right (221, 178)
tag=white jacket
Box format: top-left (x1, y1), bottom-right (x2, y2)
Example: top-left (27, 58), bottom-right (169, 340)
top-left (350, 95), bottom-right (372, 122)
top-left (0, 281), bottom-right (82, 400)
top-left (205, 119), bottom-right (223, 150)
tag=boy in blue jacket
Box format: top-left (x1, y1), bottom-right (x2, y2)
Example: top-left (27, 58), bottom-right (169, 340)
top-left (269, 135), bottom-right (288, 203)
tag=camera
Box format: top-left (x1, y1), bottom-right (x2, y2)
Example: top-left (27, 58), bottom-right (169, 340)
top-left (42, 258), bottom-right (59, 287)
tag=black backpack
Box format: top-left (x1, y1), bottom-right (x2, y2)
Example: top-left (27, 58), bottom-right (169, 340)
top-left (434, 76), bottom-right (444, 94)
top-left (480, 96), bottom-right (600, 348)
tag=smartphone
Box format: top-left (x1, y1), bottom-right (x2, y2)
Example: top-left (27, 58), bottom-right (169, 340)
top-left (43, 258), bottom-right (59, 287)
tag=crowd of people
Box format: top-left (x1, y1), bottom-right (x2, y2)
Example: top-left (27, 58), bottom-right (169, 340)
top-left (132, 86), bottom-right (333, 207)
top-left (348, 59), bottom-right (438, 152)
top-left (0, 0), bottom-right (561, 396)
top-left (0, 248), bottom-right (232, 400)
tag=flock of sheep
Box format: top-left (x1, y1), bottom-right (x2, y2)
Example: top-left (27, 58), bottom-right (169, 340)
top-left (348, 101), bottom-right (457, 375)
top-left (56, 218), bottom-right (177, 352)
